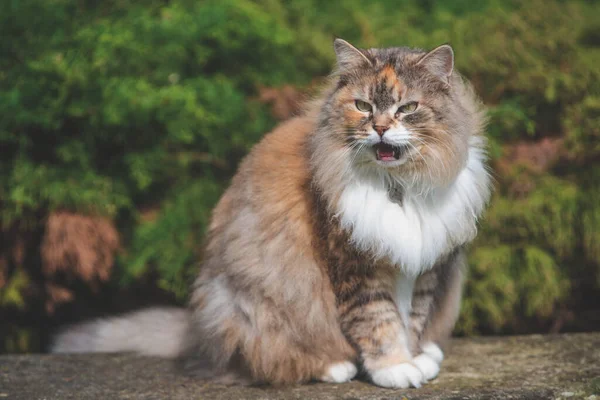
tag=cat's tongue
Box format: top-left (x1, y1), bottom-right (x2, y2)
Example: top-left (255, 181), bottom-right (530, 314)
top-left (376, 143), bottom-right (397, 161)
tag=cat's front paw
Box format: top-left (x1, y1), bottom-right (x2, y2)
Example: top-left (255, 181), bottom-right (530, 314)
top-left (412, 353), bottom-right (440, 382)
top-left (321, 361), bottom-right (357, 383)
top-left (370, 363), bottom-right (423, 388)
top-left (412, 342), bottom-right (444, 382)
top-left (421, 342), bottom-right (444, 363)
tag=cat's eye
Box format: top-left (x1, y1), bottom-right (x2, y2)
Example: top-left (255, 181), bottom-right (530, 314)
top-left (355, 100), bottom-right (372, 113)
top-left (397, 102), bottom-right (419, 115)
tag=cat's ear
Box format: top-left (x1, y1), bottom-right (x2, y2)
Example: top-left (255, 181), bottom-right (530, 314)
top-left (333, 38), bottom-right (372, 73)
top-left (417, 44), bottom-right (454, 85)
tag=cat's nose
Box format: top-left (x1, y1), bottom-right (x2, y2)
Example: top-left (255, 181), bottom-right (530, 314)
top-left (373, 125), bottom-right (390, 137)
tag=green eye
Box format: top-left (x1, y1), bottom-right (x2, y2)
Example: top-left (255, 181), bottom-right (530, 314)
top-left (355, 100), bottom-right (372, 112)
top-left (398, 102), bottom-right (418, 114)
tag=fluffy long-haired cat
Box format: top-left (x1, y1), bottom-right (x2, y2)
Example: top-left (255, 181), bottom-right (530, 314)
top-left (52, 39), bottom-right (491, 389)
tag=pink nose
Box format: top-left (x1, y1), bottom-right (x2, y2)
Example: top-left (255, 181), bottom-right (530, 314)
top-left (374, 125), bottom-right (389, 136)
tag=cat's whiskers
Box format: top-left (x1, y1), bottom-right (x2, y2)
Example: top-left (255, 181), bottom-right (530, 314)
top-left (410, 128), bottom-right (459, 161)
top-left (404, 141), bottom-right (431, 196)
top-left (409, 131), bottom-right (460, 183)
top-left (407, 136), bottom-right (437, 189)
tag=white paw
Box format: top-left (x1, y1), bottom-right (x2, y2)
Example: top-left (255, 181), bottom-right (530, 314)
top-left (421, 342), bottom-right (444, 363)
top-left (370, 363), bottom-right (423, 388)
top-left (412, 353), bottom-right (440, 382)
top-left (321, 361), bottom-right (357, 383)
top-left (412, 342), bottom-right (444, 382)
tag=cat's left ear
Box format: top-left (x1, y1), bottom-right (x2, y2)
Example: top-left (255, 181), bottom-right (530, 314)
top-left (417, 44), bottom-right (454, 85)
top-left (333, 38), bottom-right (373, 73)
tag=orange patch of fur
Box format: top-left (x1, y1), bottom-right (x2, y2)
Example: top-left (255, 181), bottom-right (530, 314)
top-left (379, 65), bottom-right (404, 97)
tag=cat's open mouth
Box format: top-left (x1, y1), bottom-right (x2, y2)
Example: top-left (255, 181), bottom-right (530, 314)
top-left (374, 143), bottom-right (408, 162)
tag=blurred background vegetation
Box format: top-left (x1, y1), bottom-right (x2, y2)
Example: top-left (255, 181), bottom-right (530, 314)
top-left (1, 0), bottom-right (599, 353)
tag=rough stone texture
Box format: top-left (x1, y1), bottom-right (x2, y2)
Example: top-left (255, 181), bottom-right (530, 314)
top-left (1, 333), bottom-right (598, 399)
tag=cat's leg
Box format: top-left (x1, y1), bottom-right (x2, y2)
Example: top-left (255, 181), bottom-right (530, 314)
top-left (409, 267), bottom-right (443, 382)
top-left (188, 272), bottom-right (357, 385)
top-left (336, 268), bottom-right (423, 389)
top-left (409, 249), bottom-right (466, 383)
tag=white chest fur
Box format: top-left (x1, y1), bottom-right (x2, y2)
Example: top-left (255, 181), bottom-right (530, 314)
top-left (336, 142), bottom-right (490, 276)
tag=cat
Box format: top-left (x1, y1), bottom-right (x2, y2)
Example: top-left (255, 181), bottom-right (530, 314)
top-left (52, 38), bottom-right (491, 389)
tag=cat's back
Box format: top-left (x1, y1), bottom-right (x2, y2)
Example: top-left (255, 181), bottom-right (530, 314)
top-left (206, 114), bottom-right (317, 258)
top-left (247, 114), bottom-right (314, 198)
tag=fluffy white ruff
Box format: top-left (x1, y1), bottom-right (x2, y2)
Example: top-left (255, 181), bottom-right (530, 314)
top-left (336, 137), bottom-right (490, 275)
top-left (321, 361), bottom-right (358, 383)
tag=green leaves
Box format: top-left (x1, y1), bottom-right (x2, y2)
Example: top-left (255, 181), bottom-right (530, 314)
top-left (121, 181), bottom-right (223, 300)
top-left (460, 244), bottom-right (570, 334)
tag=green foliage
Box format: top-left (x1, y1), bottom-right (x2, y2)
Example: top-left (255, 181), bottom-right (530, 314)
top-left (1, 0), bottom-right (599, 350)
top-left (120, 181), bottom-right (223, 299)
top-left (1, 0), bottom-right (327, 295)
top-left (0, 269), bottom-right (29, 310)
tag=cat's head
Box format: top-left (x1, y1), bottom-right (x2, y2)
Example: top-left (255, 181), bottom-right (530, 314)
top-left (315, 39), bottom-right (485, 189)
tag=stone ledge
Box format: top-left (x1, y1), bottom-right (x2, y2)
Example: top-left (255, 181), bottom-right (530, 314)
top-left (1, 333), bottom-right (599, 399)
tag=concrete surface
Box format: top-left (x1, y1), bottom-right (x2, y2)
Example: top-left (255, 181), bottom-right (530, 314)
top-left (1, 333), bottom-right (599, 399)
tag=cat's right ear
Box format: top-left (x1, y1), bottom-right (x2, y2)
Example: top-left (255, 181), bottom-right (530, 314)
top-left (333, 38), bottom-right (372, 73)
top-left (417, 44), bottom-right (454, 85)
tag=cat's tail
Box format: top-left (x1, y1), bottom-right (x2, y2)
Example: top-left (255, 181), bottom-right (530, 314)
top-left (51, 307), bottom-right (190, 358)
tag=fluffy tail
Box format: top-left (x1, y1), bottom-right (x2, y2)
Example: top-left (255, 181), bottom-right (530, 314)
top-left (51, 307), bottom-right (190, 358)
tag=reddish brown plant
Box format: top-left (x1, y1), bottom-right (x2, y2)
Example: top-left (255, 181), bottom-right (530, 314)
top-left (258, 85), bottom-right (305, 121)
top-left (41, 212), bottom-right (120, 284)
